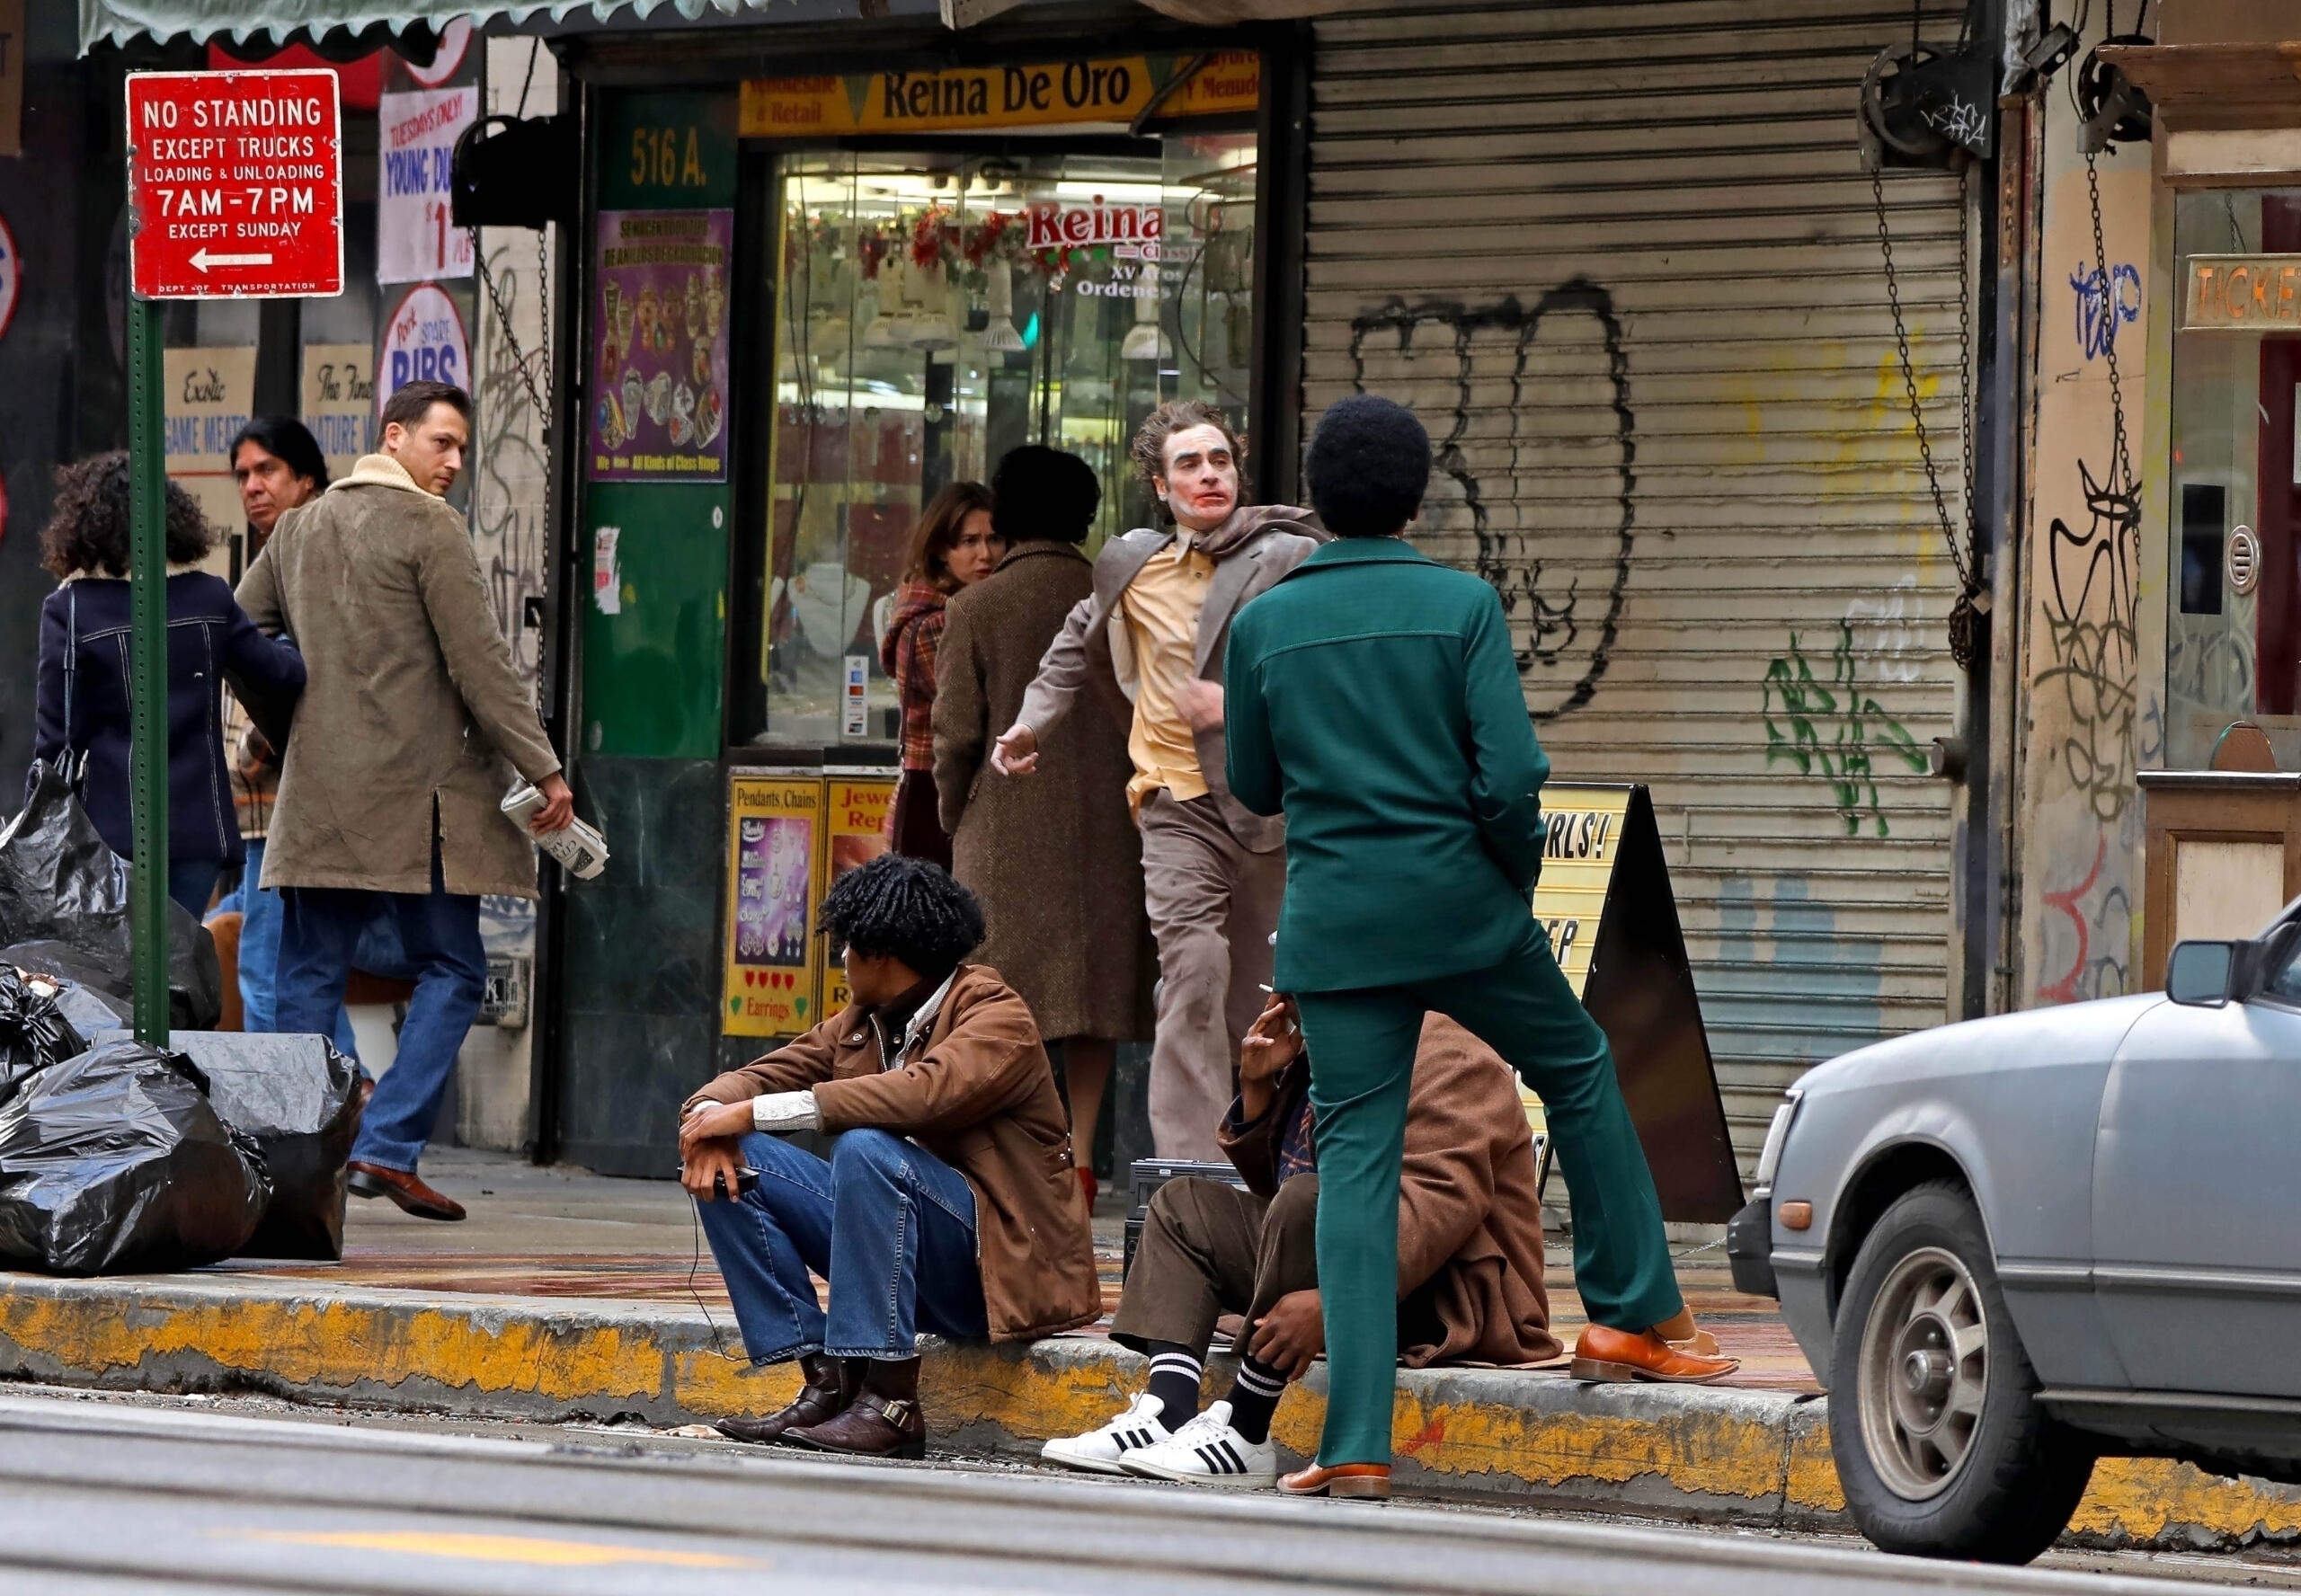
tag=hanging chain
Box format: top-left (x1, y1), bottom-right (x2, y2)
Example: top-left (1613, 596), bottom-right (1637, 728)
top-left (474, 227), bottom-right (553, 433)
top-left (2085, 151), bottom-right (2129, 488)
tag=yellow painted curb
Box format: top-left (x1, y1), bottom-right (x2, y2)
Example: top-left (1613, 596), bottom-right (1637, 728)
top-left (0, 1275), bottom-right (2293, 1551)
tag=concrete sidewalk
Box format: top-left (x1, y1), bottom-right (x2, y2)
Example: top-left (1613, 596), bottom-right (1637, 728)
top-left (0, 1149), bottom-right (2293, 1552)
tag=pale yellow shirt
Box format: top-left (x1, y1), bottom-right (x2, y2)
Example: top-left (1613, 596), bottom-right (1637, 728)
top-left (1117, 533), bottom-right (1215, 811)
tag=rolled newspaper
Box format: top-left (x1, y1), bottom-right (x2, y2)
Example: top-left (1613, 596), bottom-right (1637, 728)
top-left (501, 780), bottom-right (610, 880)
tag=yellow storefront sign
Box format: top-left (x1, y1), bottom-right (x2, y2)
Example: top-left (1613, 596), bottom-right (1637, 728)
top-left (818, 775), bottom-right (895, 1017)
top-left (740, 52), bottom-right (1258, 138)
top-left (724, 775), bottom-right (825, 1038)
top-left (1530, 784), bottom-right (1632, 1002)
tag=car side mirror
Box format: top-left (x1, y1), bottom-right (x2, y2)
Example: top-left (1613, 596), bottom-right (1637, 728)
top-left (2167, 940), bottom-right (2239, 1006)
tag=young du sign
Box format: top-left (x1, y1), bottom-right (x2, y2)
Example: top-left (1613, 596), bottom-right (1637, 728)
top-left (126, 69), bottom-right (343, 299)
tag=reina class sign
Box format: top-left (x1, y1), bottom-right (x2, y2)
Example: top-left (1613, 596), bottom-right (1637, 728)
top-left (740, 52), bottom-right (1257, 137)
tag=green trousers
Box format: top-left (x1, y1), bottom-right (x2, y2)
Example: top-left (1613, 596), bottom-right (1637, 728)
top-left (1294, 923), bottom-right (1684, 1467)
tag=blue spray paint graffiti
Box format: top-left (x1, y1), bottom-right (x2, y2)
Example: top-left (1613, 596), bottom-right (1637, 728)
top-left (2071, 261), bottom-right (2140, 361)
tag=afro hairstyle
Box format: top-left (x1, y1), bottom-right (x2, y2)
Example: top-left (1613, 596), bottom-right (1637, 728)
top-left (1303, 395), bottom-right (1432, 538)
top-left (820, 854), bottom-right (986, 980)
top-left (991, 445), bottom-right (1101, 545)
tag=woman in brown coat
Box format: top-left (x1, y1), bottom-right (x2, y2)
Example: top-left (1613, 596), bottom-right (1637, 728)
top-left (879, 482), bottom-right (1001, 869)
top-left (934, 447), bottom-right (1153, 1205)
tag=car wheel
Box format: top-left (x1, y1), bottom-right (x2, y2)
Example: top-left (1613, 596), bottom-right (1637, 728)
top-left (1828, 1179), bottom-right (2094, 1563)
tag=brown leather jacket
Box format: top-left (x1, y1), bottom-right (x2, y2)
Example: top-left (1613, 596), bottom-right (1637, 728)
top-left (1221, 1014), bottom-right (1561, 1369)
top-left (686, 963), bottom-right (1101, 1343)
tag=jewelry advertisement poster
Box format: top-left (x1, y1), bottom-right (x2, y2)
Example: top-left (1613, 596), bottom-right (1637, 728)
top-left (591, 208), bottom-right (731, 482)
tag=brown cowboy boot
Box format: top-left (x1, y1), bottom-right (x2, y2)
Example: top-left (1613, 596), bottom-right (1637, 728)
top-left (784, 1356), bottom-right (927, 1460)
top-left (715, 1354), bottom-right (860, 1446)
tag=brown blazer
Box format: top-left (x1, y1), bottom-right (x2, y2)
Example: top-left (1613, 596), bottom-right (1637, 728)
top-left (235, 454), bottom-right (561, 898)
top-left (1222, 1014), bottom-right (1562, 1369)
top-left (933, 542), bottom-right (1153, 1043)
top-left (686, 963), bottom-right (1102, 1343)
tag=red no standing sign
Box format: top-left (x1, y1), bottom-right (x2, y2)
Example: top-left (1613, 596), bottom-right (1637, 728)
top-left (127, 70), bottom-right (345, 300)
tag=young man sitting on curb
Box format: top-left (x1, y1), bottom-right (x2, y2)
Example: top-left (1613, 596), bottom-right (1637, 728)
top-left (680, 855), bottom-right (1102, 1459)
top-left (1042, 989), bottom-right (1559, 1487)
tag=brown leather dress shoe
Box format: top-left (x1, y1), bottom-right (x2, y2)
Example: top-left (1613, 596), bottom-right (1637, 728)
top-left (345, 1161), bottom-right (466, 1221)
top-left (1278, 1462), bottom-right (1390, 1499)
top-left (784, 1392), bottom-right (927, 1460)
top-left (1569, 1323), bottom-right (1738, 1384)
top-left (715, 1355), bottom-right (859, 1447)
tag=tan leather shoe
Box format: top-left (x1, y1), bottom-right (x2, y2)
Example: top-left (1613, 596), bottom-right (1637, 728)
top-left (345, 1161), bottom-right (466, 1221)
top-left (1569, 1323), bottom-right (1737, 1384)
top-left (1277, 1462), bottom-right (1390, 1499)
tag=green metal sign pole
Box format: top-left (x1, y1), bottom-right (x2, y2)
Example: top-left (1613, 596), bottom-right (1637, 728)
top-left (126, 290), bottom-right (170, 1046)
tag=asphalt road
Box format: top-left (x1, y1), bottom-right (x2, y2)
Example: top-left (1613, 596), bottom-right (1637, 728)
top-left (0, 1388), bottom-right (2278, 1596)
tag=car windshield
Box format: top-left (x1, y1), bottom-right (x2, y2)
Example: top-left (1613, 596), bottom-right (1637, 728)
top-left (2263, 932), bottom-right (2301, 1003)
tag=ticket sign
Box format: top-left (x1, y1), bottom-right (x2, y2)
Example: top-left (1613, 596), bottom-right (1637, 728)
top-left (1533, 783), bottom-right (1743, 1223)
top-left (126, 69), bottom-right (343, 300)
top-left (724, 775), bottom-right (824, 1038)
top-left (818, 776), bottom-right (895, 1016)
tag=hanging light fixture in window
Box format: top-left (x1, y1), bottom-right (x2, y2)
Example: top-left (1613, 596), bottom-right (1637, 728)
top-left (981, 265), bottom-right (1025, 353)
top-left (1120, 281), bottom-right (1171, 362)
top-left (909, 257), bottom-right (958, 351)
top-left (864, 257), bottom-right (908, 349)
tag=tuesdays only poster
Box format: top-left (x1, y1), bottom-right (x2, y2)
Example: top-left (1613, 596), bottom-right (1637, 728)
top-left (591, 208), bottom-right (730, 483)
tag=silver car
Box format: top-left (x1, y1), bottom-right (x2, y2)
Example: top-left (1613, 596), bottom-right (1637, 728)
top-left (1727, 924), bottom-right (2301, 1563)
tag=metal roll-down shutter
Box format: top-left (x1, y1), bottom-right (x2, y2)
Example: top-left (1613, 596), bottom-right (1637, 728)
top-left (1303, 0), bottom-right (1970, 1173)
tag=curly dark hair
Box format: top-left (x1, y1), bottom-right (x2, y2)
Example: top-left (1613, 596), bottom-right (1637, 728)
top-left (820, 854), bottom-right (985, 980)
top-left (1304, 395), bottom-right (1431, 538)
top-left (1128, 399), bottom-right (1245, 519)
top-left (40, 452), bottom-right (216, 579)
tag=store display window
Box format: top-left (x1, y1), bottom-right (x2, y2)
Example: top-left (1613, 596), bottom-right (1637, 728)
top-left (2169, 187), bottom-right (2301, 766)
top-left (742, 136), bottom-right (1257, 747)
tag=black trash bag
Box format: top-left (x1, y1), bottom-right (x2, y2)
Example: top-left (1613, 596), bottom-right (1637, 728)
top-left (160, 1032), bottom-right (360, 1261)
top-left (0, 969), bottom-right (87, 1105)
top-left (0, 762), bottom-right (222, 1031)
top-left (0, 1038), bottom-right (271, 1273)
top-left (0, 943), bottom-right (134, 1035)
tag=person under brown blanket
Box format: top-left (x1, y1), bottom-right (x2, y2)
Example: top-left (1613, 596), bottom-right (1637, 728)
top-left (1040, 995), bottom-right (1558, 1488)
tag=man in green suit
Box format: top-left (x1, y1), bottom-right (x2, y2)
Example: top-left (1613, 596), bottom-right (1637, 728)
top-left (1221, 395), bottom-right (1734, 1499)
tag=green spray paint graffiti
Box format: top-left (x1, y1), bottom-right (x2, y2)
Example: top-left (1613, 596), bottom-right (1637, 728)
top-left (1762, 622), bottom-right (1928, 837)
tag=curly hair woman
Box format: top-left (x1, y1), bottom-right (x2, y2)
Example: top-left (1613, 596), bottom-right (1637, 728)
top-left (32, 452), bottom-right (307, 917)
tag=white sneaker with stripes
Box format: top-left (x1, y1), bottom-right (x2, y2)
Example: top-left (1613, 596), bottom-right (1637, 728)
top-left (1040, 1392), bottom-right (1174, 1476)
top-left (1118, 1401), bottom-right (1276, 1488)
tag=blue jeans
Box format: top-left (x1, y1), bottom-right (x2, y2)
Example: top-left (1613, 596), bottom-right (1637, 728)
top-left (697, 1130), bottom-right (989, 1363)
top-left (233, 838), bottom-right (359, 1058)
top-left (275, 844), bottom-right (486, 1172)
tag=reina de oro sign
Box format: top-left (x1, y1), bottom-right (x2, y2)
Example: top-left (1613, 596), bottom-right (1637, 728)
top-left (740, 51), bottom-right (1257, 137)
top-left (126, 69), bottom-right (344, 299)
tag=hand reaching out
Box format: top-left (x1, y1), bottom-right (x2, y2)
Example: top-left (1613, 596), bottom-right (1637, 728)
top-left (991, 722), bottom-right (1039, 776)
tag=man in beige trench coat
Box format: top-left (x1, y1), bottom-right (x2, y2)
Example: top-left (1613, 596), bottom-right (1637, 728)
top-left (236, 380), bottom-right (573, 1221)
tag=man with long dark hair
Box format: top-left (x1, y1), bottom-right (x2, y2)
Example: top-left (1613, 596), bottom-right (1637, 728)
top-left (218, 416), bottom-right (333, 1036)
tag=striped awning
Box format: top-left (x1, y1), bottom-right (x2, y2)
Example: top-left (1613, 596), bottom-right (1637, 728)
top-left (80, 0), bottom-right (1341, 51)
top-left (78, 0), bottom-right (808, 53)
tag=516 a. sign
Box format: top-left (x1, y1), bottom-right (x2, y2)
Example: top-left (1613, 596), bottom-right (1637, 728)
top-left (127, 69), bottom-right (344, 299)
